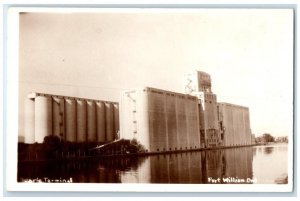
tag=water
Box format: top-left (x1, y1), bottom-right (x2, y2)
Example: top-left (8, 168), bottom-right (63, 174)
top-left (18, 143), bottom-right (288, 184)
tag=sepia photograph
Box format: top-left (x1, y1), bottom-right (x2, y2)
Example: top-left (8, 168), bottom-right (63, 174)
top-left (5, 6), bottom-right (294, 192)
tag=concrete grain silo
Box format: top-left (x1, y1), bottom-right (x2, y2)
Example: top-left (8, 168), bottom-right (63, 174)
top-left (96, 101), bottom-right (106, 142)
top-left (65, 98), bottom-right (76, 142)
top-left (52, 97), bottom-right (64, 139)
top-left (34, 95), bottom-right (52, 143)
top-left (105, 102), bottom-right (114, 141)
top-left (24, 98), bottom-right (35, 144)
top-left (76, 99), bottom-right (87, 143)
top-left (113, 103), bottom-right (119, 139)
top-left (87, 100), bottom-right (97, 142)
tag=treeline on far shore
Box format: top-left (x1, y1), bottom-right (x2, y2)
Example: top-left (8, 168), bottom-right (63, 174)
top-left (255, 133), bottom-right (288, 144)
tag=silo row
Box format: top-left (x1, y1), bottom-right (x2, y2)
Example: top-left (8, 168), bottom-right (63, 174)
top-left (24, 94), bottom-right (119, 144)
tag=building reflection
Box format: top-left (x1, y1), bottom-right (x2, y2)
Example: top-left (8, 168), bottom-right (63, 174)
top-left (18, 147), bottom-right (254, 184)
top-left (120, 147), bottom-right (254, 184)
top-left (221, 147), bottom-right (253, 183)
top-left (264, 147), bottom-right (274, 155)
top-left (18, 156), bottom-right (144, 183)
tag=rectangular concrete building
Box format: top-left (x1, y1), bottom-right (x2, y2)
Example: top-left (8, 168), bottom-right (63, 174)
top-left (120, 87), bottom-right (201, 153)
top-left (217, 103), bottom-right (252, 146)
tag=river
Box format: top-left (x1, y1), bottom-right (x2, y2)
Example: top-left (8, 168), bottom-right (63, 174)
top-left (18, 143), bottom-right (288, 184)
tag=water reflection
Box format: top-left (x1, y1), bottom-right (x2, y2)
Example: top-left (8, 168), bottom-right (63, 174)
top-left (18, 156), bottom-right (145, 183)
top-left (252, 144), bottom-right (288, 184)
top-left (18, 144), bottom-right (288, 184)
top-left (264, 147), bottom-right (274, 155)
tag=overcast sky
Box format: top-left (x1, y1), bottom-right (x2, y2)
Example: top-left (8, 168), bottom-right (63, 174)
top-left (18, 9), bottom-right (294, 138)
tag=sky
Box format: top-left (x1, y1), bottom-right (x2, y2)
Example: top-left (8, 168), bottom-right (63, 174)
top-left (18, 9), bottom-right (294, 138)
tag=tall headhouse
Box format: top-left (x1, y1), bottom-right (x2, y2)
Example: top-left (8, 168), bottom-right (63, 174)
top-left (185, 71), bottom-right (220, 147)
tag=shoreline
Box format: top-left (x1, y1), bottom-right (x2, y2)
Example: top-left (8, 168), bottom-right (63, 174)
top-left (18, 143), bottom-right (287, 163)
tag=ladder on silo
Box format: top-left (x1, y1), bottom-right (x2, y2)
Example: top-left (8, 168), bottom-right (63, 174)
top-left (127, 93), bottom-right (137, 139)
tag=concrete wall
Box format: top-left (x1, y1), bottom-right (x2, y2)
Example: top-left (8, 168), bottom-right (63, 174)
top-left (218, 103), bottom-right (252, 146)
top-left (176, 95), bottom-right (189, 150)
top-left (148, 90), bottom-right (168, 152)
top-left (185, 96), bottom-right (201, 149)
top-left (120, 89), bottom-right (151, 151)
top-left (120, 87), bottom-right (201, 152)
top-left (23, 93), bottom-right (118, 144)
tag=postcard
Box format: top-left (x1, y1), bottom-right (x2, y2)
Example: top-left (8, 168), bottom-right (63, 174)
top-left (5, 6), bottom-right (294, 193)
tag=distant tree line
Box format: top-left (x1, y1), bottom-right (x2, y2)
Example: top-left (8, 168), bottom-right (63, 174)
top-left (255, 133), bottom-right (288, 144)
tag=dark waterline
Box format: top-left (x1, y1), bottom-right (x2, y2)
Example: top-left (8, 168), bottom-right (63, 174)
top-left (17, 143), bottom-right (288, 184)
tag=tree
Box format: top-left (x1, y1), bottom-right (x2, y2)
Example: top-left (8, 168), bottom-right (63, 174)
top-left (43, 135), bottom-right (62, 159)
top-left (262, 133), bottom-right (275, 142)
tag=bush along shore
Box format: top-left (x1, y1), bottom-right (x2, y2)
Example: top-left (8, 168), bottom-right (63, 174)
top-left (18, 136), bottom-right (146, 162)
